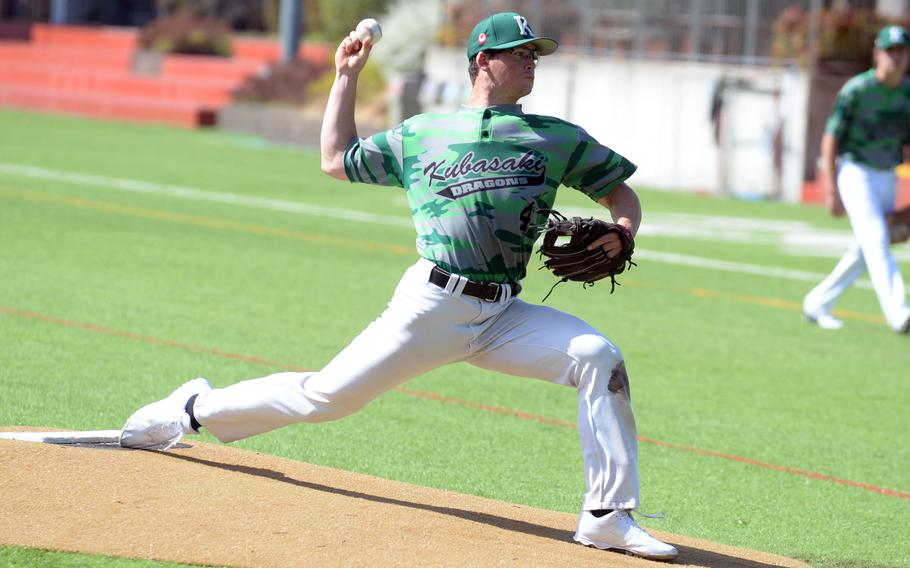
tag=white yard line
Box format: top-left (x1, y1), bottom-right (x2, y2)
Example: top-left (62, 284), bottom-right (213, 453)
top-left (0, 162), bottom-right (885, 291)
top-left (634, 250), bottom-right (871, 289)
top-left (0, 162), bottom-right (413, 228)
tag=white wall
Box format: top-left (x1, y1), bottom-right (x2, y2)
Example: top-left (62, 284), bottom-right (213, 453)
top-left (420, 47), bottom-right (810, 202)
top-left (877, 0), bottom-right (909, 18)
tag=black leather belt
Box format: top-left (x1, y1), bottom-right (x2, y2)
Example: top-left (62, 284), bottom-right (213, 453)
top-left (429, 265), bottom-right (521, 302)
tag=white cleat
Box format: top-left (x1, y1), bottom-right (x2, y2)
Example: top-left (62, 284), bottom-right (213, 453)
top-left (120, 378), bottom-right (212, 451)
top-left (803, 310), bottom-right (844, 330)
top-left (574, 510), bottom-right (678, 561)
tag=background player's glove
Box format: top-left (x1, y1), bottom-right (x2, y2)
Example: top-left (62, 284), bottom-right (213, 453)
top-left (537, 210), bottom-right (635, 300)
top-left (887, 205), bottom-right (910, 244)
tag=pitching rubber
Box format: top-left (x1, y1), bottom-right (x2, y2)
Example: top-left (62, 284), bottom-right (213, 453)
top-left (0, 430), bottom-right (122, 445)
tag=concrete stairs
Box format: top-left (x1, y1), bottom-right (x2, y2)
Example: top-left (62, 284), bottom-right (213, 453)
top-left (0, 24), bottom-right (327, 128)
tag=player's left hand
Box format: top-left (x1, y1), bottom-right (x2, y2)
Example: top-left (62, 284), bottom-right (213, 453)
top-left (888, 205), bottom-right (910, 244)
top-left (827, 191), bottom-right (845, 218)
top-left (587, 224), bottom-right (633, 258)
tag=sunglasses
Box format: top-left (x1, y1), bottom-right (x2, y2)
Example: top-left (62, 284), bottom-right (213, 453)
top-left (489, 46), bottom-right (540, 65)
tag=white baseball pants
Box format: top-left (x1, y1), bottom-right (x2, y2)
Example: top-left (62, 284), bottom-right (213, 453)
top-left (804, 160), bottom-right (910, 330)
top-left (194, 257), bottom-right (640, 511)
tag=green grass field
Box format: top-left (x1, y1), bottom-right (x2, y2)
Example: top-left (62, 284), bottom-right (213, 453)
top-left (1, 109), bottom-right (908, 568)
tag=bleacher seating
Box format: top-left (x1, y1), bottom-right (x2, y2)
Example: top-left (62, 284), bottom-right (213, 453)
top-left (0, 23), bottom-right (328, 128)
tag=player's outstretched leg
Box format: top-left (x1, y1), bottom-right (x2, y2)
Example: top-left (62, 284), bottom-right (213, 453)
top-left (574, 509), bottom-right (678, 561)
top-left (120, 378), bottom-right (212, 451)
top-left (466, 300), bottom-right (677, 560)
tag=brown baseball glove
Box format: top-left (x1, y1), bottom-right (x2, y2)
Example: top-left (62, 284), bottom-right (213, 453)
top-left (537, 209), bottom-right (636, 300)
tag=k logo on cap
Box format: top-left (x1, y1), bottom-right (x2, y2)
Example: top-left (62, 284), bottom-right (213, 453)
top-left (513, 15), bottom-right (533, 37)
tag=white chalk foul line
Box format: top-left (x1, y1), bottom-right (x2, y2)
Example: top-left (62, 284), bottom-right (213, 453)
top-left (0, 162), bottom-right (413, 228)
top-left (634, 250), bottom-right (871, 290)
top-left (0, 161), bottom-right (872, 289)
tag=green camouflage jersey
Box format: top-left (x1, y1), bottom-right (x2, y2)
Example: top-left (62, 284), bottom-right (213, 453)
top-left (343, 104), bottom-right (635, 283)
top-left (826, 69), bottom-right (910, 170)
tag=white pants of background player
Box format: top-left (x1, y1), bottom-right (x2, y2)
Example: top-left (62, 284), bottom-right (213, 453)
top-left (804, 159), bottom-right (910, 331)
top-left (194, 257), bottom-right (640, 511)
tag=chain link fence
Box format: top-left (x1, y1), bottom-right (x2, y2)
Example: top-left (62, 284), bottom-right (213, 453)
top-left (438, 0), bottom-right (880, 65)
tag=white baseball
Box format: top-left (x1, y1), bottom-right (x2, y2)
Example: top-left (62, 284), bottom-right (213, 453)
top-left (353, 18), bottom-right (382, 44)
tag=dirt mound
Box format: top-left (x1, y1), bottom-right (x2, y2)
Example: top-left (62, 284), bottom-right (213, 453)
top-left (0, 428), bottom-right (807, 567)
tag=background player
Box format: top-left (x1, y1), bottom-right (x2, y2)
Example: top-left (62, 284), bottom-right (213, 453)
top-left (803, 25), bottom-right (910, 333)
top-left (120, 11), bottom-right (677, 560)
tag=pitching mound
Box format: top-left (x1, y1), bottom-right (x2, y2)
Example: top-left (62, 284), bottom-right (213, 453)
top-left (0, 428), bottom-right (807, 567)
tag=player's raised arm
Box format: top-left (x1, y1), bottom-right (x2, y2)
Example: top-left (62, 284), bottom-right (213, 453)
top-left (320, 33), bottom-right (373, 180)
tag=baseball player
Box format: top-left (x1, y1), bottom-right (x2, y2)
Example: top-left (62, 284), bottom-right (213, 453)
top-left (121, 12), bottom-right (677, 560)
top-left (803, 25), bottom-right (910, 333)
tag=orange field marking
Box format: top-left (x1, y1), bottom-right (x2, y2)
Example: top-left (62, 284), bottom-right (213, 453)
top-left (2, 304), bottom-right (906, 501)
top-left (689, 287), bottom-right (886, 324)
top-left (0, 305), bottom-right (300, 371)
top-left (637, 435), bottom-right (910, 500)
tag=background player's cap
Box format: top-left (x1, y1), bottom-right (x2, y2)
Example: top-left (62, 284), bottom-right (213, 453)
top-left (467, 12), bottom-right (558, 61)
top-left (875, 25), bottom-right (910, 50)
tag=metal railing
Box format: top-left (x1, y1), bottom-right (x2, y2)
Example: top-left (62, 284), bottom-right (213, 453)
top-left (441, 0), bottom-right (878, 65)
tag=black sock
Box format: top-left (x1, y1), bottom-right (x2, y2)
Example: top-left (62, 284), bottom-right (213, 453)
top-left (185, 394), bottom-right (202, 432)
top-left (590, 509), bottom-right (614, 518)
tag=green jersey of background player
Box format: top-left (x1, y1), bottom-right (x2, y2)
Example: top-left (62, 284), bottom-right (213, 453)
top-left (804, 25), bottom-right (910, 333)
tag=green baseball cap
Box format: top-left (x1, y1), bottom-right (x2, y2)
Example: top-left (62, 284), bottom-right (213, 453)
top-left (876, 25), bottom-right (910, 49)
top-left (466, 12), bottom-right (558, 61)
